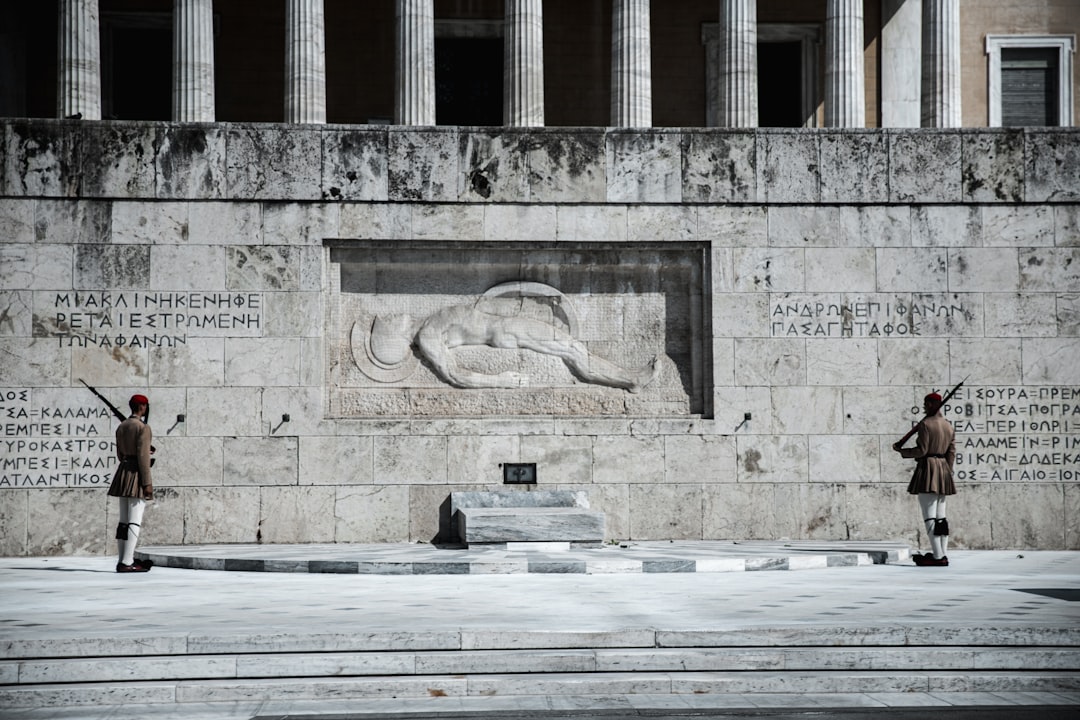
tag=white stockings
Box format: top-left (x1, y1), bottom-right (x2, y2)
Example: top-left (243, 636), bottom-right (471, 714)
top-left (917, 493), bottom-right (948, 559)
top-left (116, 498), bottom-right (146, 565)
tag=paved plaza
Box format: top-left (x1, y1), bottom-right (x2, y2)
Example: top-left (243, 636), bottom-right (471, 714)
top-left (1, 542), bottom-right (1078, 719)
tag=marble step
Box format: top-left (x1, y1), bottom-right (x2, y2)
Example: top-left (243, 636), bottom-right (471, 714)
top-left (5, 647), bottom-right (1080, 685)
top-left (2, 670), bottom-right (1079, 708)
top-left (5, 625), bottom-right (1079, 659)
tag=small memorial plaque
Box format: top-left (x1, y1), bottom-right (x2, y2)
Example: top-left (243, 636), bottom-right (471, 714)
top-left (502, 463), bottom-right (537, 484)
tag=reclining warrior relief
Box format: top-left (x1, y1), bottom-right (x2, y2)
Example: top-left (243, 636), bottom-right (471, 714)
top-left (350, 281), bottom-right (660, 392)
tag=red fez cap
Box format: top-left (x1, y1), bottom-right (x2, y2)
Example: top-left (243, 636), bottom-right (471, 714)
top-left (130, 394), bottom-right (149, 405)
top-left (925, 392), bottom-right (942, 404)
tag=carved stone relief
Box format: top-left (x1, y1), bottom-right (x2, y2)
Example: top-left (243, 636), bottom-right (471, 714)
top-left (326, 241), bottom-right (709, 418)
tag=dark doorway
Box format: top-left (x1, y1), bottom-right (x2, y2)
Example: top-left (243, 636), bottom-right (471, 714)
top-left (103, 15), bottom-right (172, 121)
top-left (757, 40), bottom-right (803, 127)
top-left (435, 37), bottom-right (503, 126)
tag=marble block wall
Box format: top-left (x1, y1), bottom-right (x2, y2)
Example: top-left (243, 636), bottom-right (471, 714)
top-left (1, 120), bottom-right (1078, 556)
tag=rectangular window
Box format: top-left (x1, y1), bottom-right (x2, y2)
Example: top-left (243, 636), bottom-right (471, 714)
top-left (986, 35), bottom-right (1075, 127)
top-left (1001, 48), bottom-right (1058, 126)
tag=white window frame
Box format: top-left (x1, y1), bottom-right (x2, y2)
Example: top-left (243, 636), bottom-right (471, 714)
top-left (986, 34), bottom-right (1075, 127)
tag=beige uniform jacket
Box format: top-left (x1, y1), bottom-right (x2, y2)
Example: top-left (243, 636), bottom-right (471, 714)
top-left (901, 412), bottom-right (956, 495)
top-left (107, 415), bottom-right (153, 499)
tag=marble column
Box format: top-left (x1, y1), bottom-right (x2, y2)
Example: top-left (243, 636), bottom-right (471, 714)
top-left (611, 0), bottom-right (652, 127)
top-left (717, 0), bottom-right (757, 128)
top-left (824, 0), bottom-right (865, 127)
top-left (395, 0), bottom-right (435, 125)
top-left (921, 0), bottom-right (961, 127)
top-left (504, 0), bottom-right (545, 127)
top-left (286, 0), bottom-right (327, 123)
top-left (880, 0), bottom-right (922, 127)
top-left (173, 0), bottom-right (216, 122)
top-left (57, 0), bottom-right (101, 120)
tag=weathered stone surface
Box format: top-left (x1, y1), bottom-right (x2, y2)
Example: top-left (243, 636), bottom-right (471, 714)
top-left (760, 132), bottom-right (819, 203)
top-left (606, 130), bottom-right (681, 203)
top-left (732, 248), bottom-right (803, 292)
top-left (74, 245), bottom-right (149, 290)
top-left (963, 129), bottom-right (1025, 203)
top-left (387, 127), bottom-right (459, 202)
top-left (335, 485), bottom-right (410, 542)
top-left (374, 436), bottom-right (448, 485)
top-left (149, 245), bottom-right (227, 290)
top-left (156, 125), bottom-right (227, 200)
top-left (820, 131), bottom-right (888, 203)
top-left (259, 486), bottom-right (336, 543)
top-left (1025, 129), bottom-right (1080, 202)
top-left (877, 248), bottom-right (948, 292)
top-left (682, 131), bottom-right (757, 203)
top-left (629, 483), bottom-right (702, 539)
top-left (2, 245), bottom-right (71, 290)
top-left (1022, 338), bottom-right (1080, 383)
top-left (767, 205), bottom-right (840, 247)
top-left (223, 437), bottom-right (298, 486)
top-left (839, 206), bottom-right (911, 247)
top-left (34, 199), bottom-right (111, 244)
top-left (735, 338), bottom-right (804, 386)
top-left (322, 128), bottom-right (388, 202)
top-left (948, 248), bottom-right (1021, 292)
top-left (0, 290), bottom-right (31, 336)
top-left (984, 293), bottom-right (1057, 337)
top-left (736, 435), bottom-right (808, 484)
top-left (890, 130), bottom-right (962, 203)
top-left (0, 199), bottom-right (35, 243)
top-left (80, 123), bottom-right (158, 197)
top-left (459, 131), bottom-right (530, 202)
top-left (154, 436), bottom-right (225, 488)
top-left (183, 487), bottom-right (261, 543)
top-left (27, 490), bottom-right (103, 555)
top-left (0, 490), bottom-right (27, 555)
top-left (982, 205), bottom-right (1054, 247)
top-left (528, 130), bottom-right (606, 203)
top-left (3, 121), bottom-right (80, 197)
top-left (911, 205), bottom-right (982, 247)
top-left (1020, 248), bottom-right (1080, 292)
top-left (226, 125), bottom-right (322, 200)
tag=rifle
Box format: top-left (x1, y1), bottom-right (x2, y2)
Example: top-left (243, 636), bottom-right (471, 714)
top-left (79, 379), bottom-right (156, 461)
top-left (894, 376), bottom-right (968, 449)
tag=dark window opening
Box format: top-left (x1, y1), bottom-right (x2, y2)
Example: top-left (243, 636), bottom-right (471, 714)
top-left (1001, 47), bottom-right (1059, 126)
top-left (757, 41), bottom-right (803, 127)
top-left (435, 37), bottom-right (503, 126)
top-left (102, 14), bottom-right (172, 121)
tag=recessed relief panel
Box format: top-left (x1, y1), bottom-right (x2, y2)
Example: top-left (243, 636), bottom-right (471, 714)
top-left (325, 241), bottom-right (710, 418)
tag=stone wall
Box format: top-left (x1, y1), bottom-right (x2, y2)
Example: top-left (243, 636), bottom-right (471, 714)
top-left (1, 119), bottom-right (1078, 555)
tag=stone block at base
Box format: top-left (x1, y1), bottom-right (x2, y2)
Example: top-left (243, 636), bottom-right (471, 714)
top-left (458, 507), bottom-right (605, 546)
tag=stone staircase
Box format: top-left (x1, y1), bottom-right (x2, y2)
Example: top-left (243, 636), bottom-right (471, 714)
top-left (3, 627), bottom-right (1078, 709)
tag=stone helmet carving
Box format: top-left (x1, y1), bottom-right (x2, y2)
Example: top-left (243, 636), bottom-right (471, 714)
top-left (369, 314), bottom-right (414, 367)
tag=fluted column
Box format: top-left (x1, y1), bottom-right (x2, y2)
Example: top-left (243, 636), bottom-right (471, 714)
top-left (504, 0), bottom-right (545, 127)
top-left (611, 0), bottom-right (652, 127)
top-left (173, 0), bottom-right (216, 122)
top-left (824, 0), bottom-right (865, 127)
top-left (717, 0), bottom-right (757, 128)
top-left (395, 0), bottom-right (435, 125)
top-left (921, 0), bottom-right (961, 127)
top-left (58, 0), bottom-right (101, 120)
top-left (286, 0), bottom-right (327, 123)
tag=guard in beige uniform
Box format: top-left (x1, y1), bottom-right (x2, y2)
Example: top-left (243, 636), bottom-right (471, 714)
top-left (893, 392), bottom-right (956, 567)
top-left (108, 394), bottom-right (154, 573)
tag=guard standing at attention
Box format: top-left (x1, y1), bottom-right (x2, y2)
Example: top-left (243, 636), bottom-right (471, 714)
top-left (893, 392), bottom-right (956, 567)
top-left (108, 394), bottom-right (155, 573)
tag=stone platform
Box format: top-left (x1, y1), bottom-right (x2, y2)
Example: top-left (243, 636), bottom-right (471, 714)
top-left (2, 547), bottom-right (1078, 720)
top-left (134, 539), bottom-right (907, 574)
